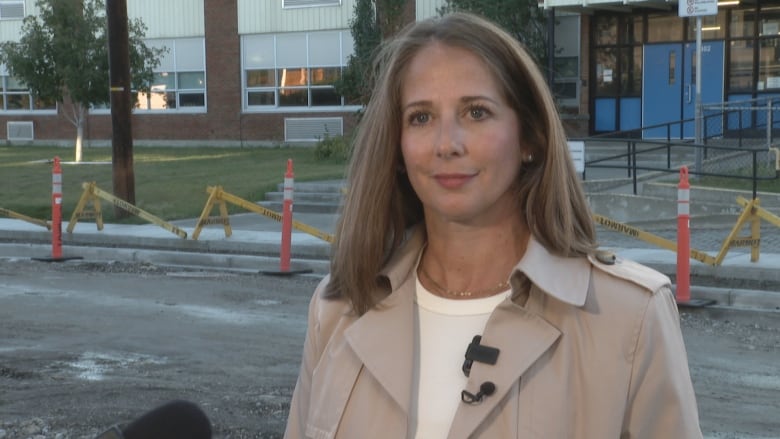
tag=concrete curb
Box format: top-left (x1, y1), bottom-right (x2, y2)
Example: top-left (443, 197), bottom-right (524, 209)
top-left (0, 243), bottom-right (331, 275)
top-left (0, 228), bottom-right (331, 260)
top-left (690, 285), bottom-right (780, 311)
top-left (2, 241), bottom-right (778, 312)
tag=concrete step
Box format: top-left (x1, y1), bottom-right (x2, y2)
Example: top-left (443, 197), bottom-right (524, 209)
top-left (588, 193), bottom-right (746, 224)
top-left (259, 200), bottom-right (341, 214)
top-left (275, 180), bottom-right (346, 193)
top-left (262, 179), bottom-right (345, 213)
top-left (264, 191), bottom-right (343, 203)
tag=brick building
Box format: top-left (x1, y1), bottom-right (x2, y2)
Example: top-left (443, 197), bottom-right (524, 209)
top-left (1, 0), bottom-right (588, 145)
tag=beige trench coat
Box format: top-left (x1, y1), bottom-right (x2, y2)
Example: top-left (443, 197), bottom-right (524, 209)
top-left (284, 229), bottom-right (703, 439)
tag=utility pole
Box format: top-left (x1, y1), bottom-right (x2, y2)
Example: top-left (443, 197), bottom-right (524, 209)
top-left (106, 0), bottom-right (135, 218)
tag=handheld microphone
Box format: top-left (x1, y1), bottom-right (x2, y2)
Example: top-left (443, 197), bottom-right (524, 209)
top-left (461, 381), bottom-right (496, 404)
top-left (95, 400), bottom-right (212, 439)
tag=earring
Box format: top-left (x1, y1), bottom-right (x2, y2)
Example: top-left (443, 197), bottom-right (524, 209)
top-left (525, 153), bottom-right (534, 163)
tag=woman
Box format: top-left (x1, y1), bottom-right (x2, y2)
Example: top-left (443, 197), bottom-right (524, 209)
top-left (284, 12), bottom-right (702, 439)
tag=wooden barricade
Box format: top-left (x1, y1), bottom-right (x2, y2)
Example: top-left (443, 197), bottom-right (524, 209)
top-left (67, 182), bottom-right (187, 239)
top-left (593, 214), bottom-right (718, 265)
top-left (713, 197), bottom-right (780, 265)
top-left (0, 207), bottom-right (51, 230)
top-left (192, 186), bottom-right (334, 243)
top-left (595, 196), bottom-right (780, 267)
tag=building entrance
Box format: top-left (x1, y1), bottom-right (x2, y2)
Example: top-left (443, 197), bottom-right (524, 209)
top-left (642, 41), bottom-right (724, 139)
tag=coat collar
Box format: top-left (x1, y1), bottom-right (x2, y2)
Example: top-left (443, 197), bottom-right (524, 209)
top-left (513, 236), bottom-right (591, 307)
top-left (381, 225), bottom-right (593, 308)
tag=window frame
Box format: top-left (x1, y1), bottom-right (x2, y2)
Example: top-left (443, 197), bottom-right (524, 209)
top-left (0, 71), bottom-right (57, 114)
top-left (242, 31), bottom-right (357, 112)
top-left (132, 38), bottom-right (207, 114)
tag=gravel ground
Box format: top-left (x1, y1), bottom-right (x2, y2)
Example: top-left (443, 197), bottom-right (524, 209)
top-left (1, 259), bottom-right (778, 439)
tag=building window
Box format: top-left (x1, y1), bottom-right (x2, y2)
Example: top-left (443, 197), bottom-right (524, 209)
top-left (553, 14), bottom-right (581, 109)
top-left (759, 5), bottom-right (780, 37)
top-left (242, 30), bottom-right (354, 110)
top-left (647, 14), bottom-right (683, 42)
top-left (759, 37), bottom-right (780, 90)
top-left (592, 14), bottom-right (642, 99)
top-left (620, 46), bottom-right (642, 95)
top-left (687, 11), bottom-right (726, 40)
top-left (730, 8), bottom-right (755, 38)
top-left (282, 0), bottom-right (340, 8)
top-left (595, 48), bottom-right (618, 96)
top-left (0, 1), bottom-right (24, 20)
top-left (135, 38), bottom-right (206, 112)
top-left (0, 73), bottom-right (56, 112)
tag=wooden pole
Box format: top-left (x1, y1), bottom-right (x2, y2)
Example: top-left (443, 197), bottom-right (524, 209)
top-left (106, 0), bottom-right (135, 218)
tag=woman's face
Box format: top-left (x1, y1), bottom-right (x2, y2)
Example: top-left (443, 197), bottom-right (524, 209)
top-left (400, 42), bottom-right (524, 226)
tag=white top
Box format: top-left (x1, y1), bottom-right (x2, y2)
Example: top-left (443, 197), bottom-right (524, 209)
top-left (412, 276), bottom-right (510, 439)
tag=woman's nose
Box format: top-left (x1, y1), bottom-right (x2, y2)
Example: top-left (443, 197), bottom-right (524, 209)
top-left (434, 117), bottom-right (465, 158)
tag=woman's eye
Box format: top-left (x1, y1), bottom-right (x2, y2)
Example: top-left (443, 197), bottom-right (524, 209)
top-left (409, 112), bottom-right (430, 125)
top-left (469, 106), bottom-right (488, 120)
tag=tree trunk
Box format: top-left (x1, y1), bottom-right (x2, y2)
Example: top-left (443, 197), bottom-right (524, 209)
top-left (376, 0), bottom-right (414, 39)
top-left (75, 116), bottom-right (83, 163)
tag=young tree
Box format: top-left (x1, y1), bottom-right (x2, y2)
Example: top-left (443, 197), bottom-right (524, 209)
top-left (336, 0), bottom-right (413, 106)
top-left (0, 0), bottom-right (164, 162)
top-left (336, 0), bottom-right (380, 107)
top-left (438, 0), bottom-right (548, 68)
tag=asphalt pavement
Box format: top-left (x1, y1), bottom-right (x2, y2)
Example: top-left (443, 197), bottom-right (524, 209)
top-left (0, 206), bottom-right (778, 312)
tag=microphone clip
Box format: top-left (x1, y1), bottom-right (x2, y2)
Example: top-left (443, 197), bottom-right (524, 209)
top-left (462, 335), bottom-right (500, 377)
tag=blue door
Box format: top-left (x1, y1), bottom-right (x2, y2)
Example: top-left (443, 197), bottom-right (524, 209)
top-left (682, 41), bottom-right (724, 138)
top-left (643, 44), bottom-right (683, 138)
top-left (643, 42), bottom-right (724, 139)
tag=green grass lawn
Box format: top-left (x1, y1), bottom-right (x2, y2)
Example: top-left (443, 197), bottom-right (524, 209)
top-left (0, 145), bottom-right (347, 224)
top-left (3, 144), bottom-right (776, 226)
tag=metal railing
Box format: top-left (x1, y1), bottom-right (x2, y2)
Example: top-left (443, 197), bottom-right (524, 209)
top-left (579, 97), bottom-right (780, 198)
top-left (576, 138), bottom-right (777, 199)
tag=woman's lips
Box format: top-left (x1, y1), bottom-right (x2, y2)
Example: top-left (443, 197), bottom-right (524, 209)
top-left (434, 173), bottom-right (475, 189)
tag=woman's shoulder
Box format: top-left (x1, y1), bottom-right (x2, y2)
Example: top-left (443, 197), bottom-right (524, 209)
top-left (308, 275), bottom-right (358, 333)
top-left (587, 249), bottom-right (672, 296)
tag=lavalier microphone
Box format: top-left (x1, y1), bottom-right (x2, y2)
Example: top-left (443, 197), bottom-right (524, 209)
top-left (461, 381), bottom-right (496, 404)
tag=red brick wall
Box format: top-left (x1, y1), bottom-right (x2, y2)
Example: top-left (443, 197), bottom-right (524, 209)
top-left (203, 0), bottom-right (241, 141)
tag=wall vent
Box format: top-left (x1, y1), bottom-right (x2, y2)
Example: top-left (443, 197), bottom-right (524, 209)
top-left (285, 117), bottom-right (343, 142)
top-left (0, 1), bottom-right (25, 19)
top-left (7, 121), bottom-right (34, 141)
top-left (283, 0), bottom-right (340, 8)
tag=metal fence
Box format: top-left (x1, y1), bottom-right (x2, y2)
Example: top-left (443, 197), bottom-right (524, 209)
top-left (701, 96), bottom-right (780, 149)
top-left (576, 139), bottom-right (778, 199)
top-left (580, 97), bottom-right (780, 197)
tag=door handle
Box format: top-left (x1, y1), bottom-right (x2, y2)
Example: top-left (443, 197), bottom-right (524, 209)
top-left (685, 84), bottom-right (692, 104)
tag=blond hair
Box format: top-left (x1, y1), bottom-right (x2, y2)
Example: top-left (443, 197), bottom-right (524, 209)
top-left (326, 12), bottom-right (596, 315)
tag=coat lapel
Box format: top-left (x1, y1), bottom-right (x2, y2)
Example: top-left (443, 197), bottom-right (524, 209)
top-left (344, 269), bottom-right (417, 414)
top-left (448, 299), bottom-right (562, 439)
